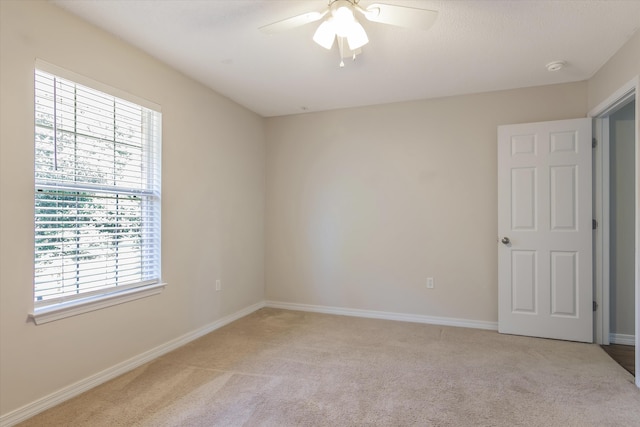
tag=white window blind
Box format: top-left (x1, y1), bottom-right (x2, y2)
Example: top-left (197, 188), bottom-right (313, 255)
top-left (34, 67), bottom-right (162, 309)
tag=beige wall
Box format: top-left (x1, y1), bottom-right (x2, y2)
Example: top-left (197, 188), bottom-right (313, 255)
top-left (588, 30), bottom-right (640, 112)
top-left (0, 0), bottom-right (265, 416)
top-left (265, 83), bottom-right (588, 322)
top-left (610, 101), bottom-right (636, 337)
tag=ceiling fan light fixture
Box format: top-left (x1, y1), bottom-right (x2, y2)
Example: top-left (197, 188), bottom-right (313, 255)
top-left (261, 0), bottom-right (439, 66)
top-left (333, 3), bottom-right (355, 25)
top-left (346, 20), bottom-right (368, 50)
top-left (313, 19), bottom-right (336, 49)
top-left (313, 0), bottom-right (369, 53)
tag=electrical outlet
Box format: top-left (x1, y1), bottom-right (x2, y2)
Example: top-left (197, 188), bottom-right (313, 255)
top-left (215, 279), bottom-right (221, 291)
top-left (426, 277), bottom-right (434, 289)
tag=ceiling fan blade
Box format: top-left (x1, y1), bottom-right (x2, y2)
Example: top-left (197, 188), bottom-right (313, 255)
top-left (361, 3), bottom-right (438, 31)
top-left (259, 10), bottom-right (327, 34)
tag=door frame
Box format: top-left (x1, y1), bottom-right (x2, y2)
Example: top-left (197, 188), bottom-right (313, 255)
top-left (589, 75), bottom-right (639, 388)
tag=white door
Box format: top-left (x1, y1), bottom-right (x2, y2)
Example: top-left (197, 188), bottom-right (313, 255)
top-left (498, 118), bottom-right (592, 342)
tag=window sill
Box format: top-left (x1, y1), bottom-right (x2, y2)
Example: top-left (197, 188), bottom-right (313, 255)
top-left (29, 283), bottom-right (167, 325)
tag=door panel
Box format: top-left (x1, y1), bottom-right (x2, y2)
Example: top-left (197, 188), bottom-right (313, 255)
top-left (512, 168), bottom-right (536, 230)
top-left (550, 251), bottom-right (577, 316)
top-left (550, 166), bottom-right (577, 230)
top-left (512, 250), bottom-right (536, 313)
top-left (498, 118), bottom-right (592, 342)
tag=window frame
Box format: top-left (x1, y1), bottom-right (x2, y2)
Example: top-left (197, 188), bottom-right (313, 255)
top-left (30, 60), bottom-right (165, 325)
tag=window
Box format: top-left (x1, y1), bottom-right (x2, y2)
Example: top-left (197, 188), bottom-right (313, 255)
top-left (32, 62), bottom-right (163, 324)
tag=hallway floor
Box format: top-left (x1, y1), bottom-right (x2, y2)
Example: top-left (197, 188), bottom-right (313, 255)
top-left (601, 344), bottom-right (635, 376)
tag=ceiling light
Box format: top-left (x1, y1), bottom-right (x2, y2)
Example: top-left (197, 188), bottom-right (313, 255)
top-left (260, 0), bottom-right (438, 68)
top-left (313, 0), bottom-right (369, 58)
top-left (546, 61), bottom-right (566, 72)
top-left (344, 20), bottom-right (368, 50)
top-left (313, 19), bottom-right (337, 49)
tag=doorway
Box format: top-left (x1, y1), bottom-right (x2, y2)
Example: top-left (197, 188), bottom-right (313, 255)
top-left (605, 100), bottom-right (636, 375)
top-left (591, 77), bottom-right (638, 385)
top-left (609, 100), bottom-right (636, 348)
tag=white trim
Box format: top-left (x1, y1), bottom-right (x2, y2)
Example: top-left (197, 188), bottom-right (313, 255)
top-left (593, 116), bottom-right (611, 345)
top-left (609, 333), bottom-right (636, 346)
top-left (35, 58), bottom-right (161, 112)
top-left (589, 76), bottom-right (638, 118)
top-left (0, 301), bottom-right (265, 427)
top-left (265, 300), bottom-right (499, 331)
top-left (29, 283), bottom-right (167, 325)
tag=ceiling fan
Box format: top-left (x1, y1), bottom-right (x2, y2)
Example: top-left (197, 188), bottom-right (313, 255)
top-left (259, 0), bottom-right (438, 67)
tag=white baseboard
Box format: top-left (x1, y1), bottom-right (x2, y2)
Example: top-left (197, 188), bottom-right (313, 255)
top-left (609, 333), bottom-right (636, 346)
top-left (265, 300), bottom-right (498, 331)
top-left (0, 301), bottom-right (266, 427)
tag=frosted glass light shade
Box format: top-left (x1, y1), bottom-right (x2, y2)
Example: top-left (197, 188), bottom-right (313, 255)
top-left (313, 19), bottom-right (336, 49)
top-left (312, 2), bottom-right (369, 54)
top-left (346, 21), bottom-right (368, 50)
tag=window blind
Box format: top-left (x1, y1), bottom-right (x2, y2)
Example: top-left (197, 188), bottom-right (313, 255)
top-left (34, 68), bottom-right (161, 306)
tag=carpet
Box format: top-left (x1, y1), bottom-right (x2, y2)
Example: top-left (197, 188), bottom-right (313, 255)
top-left (17, 308), bottom-right (640, 426)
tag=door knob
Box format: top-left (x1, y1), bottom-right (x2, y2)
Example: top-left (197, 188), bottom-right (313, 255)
top-left (501, 237), bottom-right (510, 245)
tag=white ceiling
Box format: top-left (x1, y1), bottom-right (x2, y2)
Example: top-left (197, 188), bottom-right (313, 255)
top-left (52, 0), bottom-right (640, 118)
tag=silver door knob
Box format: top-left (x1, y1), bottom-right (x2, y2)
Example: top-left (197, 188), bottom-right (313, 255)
top-left (501, 237), bottom-right (510, 245)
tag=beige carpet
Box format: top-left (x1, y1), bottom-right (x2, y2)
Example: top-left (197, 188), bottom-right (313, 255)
top-left (18, 308), bottom-right (640, 426)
